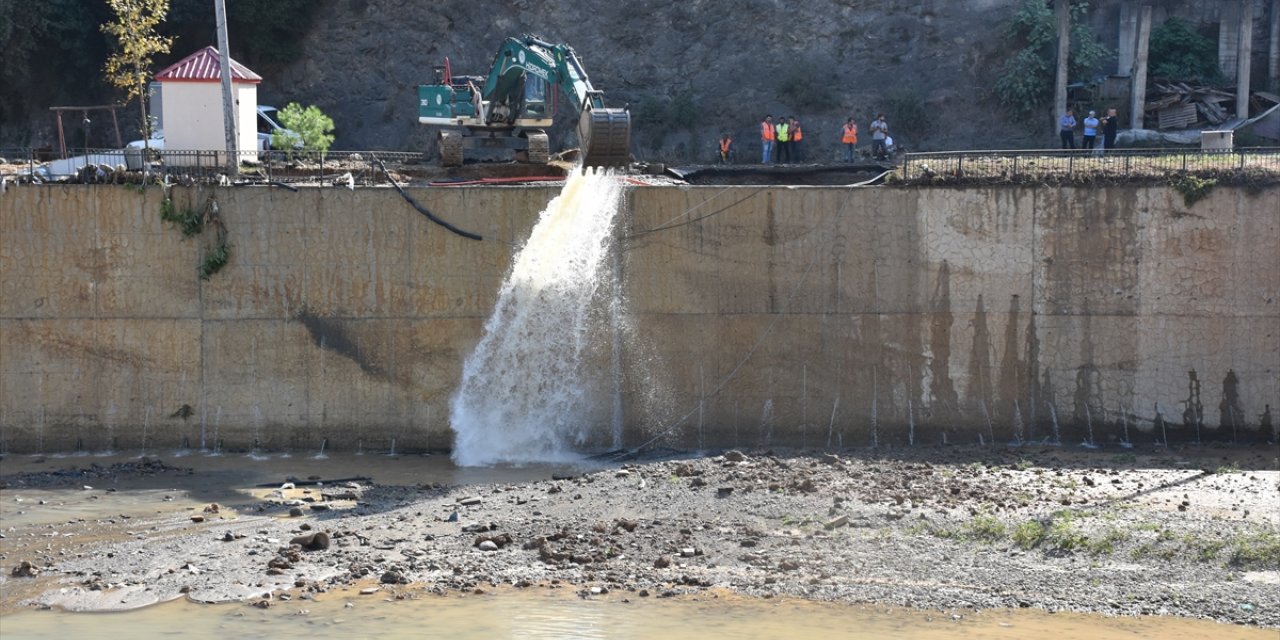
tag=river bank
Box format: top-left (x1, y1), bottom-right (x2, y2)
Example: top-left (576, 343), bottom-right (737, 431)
top-left (1, 445), bottom-right (1277, 628)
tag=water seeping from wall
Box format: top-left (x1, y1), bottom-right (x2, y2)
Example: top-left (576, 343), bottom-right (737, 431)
top-left (450, 168), bottom-right (625, 467)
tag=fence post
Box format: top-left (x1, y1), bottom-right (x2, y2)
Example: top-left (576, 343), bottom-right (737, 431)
top-left (1012, 155), bottom-right (1018, 179)
top-left (1181, 151), bottom-right (1186, 172)
top-left (1068, 152), bottom-right (1073, 177)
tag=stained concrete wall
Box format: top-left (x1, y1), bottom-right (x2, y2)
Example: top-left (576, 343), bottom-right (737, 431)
top-left (1, 182), bottom-right (1276, 453)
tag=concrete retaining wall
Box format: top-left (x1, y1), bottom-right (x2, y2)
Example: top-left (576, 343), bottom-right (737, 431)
top-left (1, 182), bottom-right (1276, 453)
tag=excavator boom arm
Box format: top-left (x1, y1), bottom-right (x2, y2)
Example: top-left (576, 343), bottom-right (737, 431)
top-left (481, 35), bottom-right (629, 167)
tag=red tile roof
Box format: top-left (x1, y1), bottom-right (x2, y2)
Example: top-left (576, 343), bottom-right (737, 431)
top-left (155, 46), bottom-right (262, 83)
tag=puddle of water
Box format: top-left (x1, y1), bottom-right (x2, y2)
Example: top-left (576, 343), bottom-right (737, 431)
top-left (0, 588), bottom-right (1269, 640)
top-left (0, 451), bottom-right (597, 529)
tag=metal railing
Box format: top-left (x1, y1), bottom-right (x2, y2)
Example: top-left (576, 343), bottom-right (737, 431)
top-left (899, 147), bottom-right (1280, 182)
top-left (0, 147), bottom-right (430, 187)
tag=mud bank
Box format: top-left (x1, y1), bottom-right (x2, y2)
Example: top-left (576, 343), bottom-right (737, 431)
top-left (1, 446), bottom-right (1277, 628)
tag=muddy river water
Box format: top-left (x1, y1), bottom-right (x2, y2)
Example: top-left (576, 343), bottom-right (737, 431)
top-left (1, 451), bottom-right (1273, 638)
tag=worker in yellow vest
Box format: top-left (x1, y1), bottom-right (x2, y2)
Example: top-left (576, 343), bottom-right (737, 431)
top-left (760, 115), bottom-right (775, 163)
top-left (775, 117), bottom-right (791, 163)
top-left (841, 118), bottom-right (859, 162)
top-left (719, 133), bottom-right (734, 163)
top-left (790, 117), bottom-right (804, 162)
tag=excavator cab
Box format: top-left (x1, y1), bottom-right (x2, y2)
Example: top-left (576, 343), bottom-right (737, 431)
top-left (417, 36), bottom-right (631, 169)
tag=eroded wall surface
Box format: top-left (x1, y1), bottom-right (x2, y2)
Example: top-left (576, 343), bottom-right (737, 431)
top-left (1, 183), bottom-right (1276, 453)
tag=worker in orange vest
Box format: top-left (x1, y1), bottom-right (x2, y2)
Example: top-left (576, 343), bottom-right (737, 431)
top-left (760, 115), bottom-right (775, 163)
top-left (790, 117), bottom-right (804, 162)
top-left (719, 133), bottom-right (734, 163)
top-left (841, 118), bottom-right (859, 162)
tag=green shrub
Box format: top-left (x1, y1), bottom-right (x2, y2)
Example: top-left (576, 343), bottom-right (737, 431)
top-left (964, 514), bottom-right (1007, 541)
top-left (1148, 18), bottom-right (1219, 83)
top-left (1229, 532), bottom-right (1280, 569)
top-left (994, 0), bottom-right (1111, 118)
top-left (160, 197), bottom-right (203, 236)
top-left (1045, 511), bottom-right (1089, 551)
top-left (199, 240), bottom-right (230, 280)
top-left (1013, 520), bottom-right (1047, 549)
top-left (274, 102), bottom-right (335, 153)
top-left (1169, 174), bottom-right (1216, 207)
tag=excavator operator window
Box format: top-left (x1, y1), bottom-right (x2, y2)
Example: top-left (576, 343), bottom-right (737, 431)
top-left (524, 75), bottom-right (548, 117)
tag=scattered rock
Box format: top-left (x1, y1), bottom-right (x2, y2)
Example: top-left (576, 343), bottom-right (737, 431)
top-left (654, 555), bottom-right (672, 568)
top-left (824, 515), bottom-right (849, 530)
top-left (458, 496), bottom-right (482, 506)
top-left (289, 507), bottom-right (304, 517)
top-left (11, 561), bottom-right (39, 578)
top-left (724, 450), bottom-right (746, 462)
top-left (290, 532), bottom-right (331, 551)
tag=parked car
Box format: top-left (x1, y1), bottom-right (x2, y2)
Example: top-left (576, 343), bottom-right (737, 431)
top-left (126, 105), bottom-right (301, 151)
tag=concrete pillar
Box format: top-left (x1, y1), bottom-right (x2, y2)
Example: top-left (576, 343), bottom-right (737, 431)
top-left (1269, 0), bottom-right (1279, 93)
top-left (1221, 1), bottom-right (1241, 81)
top-left (1238, 1), bottom-right (1254, 120)
top-left (1054, 0), bottom-right (1071, 137)
top-left (1131, 4), bottom-right (1152, 131)
top-left (1118, 2), bottom-right (1138, 76)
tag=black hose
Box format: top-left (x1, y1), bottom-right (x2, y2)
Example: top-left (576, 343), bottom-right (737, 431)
top-left (372, 154), bottom-right (483, 241)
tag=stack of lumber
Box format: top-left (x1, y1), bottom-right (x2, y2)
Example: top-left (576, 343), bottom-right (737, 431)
top-left (1145, 82), bottom-right (1235, 130)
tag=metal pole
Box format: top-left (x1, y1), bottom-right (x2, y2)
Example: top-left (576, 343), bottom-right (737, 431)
top-left (1237, 0), bottom-right (1254, 121)
top-left (1053, 0), bottom-right (1071, 139)
top-left (1130, 5), bottom-right (1152, 132)
top-left (110, 107), bottom-right (122, 148)
top-left (214, 0), bottom-right (238, 176)
top-left (55, 111), bottom-right (67, 159)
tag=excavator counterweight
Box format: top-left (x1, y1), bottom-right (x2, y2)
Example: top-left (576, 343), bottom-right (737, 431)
top-left (418, 35), bottom-right (631, 169)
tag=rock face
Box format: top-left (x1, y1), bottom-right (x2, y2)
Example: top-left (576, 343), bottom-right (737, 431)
top-left (262, 0), bottom-right (1028, 159)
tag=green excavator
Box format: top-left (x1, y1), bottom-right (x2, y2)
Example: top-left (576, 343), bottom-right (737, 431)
top-left (418, 35), bottom-right (631, 168)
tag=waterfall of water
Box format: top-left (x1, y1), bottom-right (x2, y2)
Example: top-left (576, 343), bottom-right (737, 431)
top-left (450, 168), bottom-right (624, 467)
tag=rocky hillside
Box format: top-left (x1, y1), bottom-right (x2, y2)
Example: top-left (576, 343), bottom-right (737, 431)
top-left (273, 0), bottom-right (1020, 161)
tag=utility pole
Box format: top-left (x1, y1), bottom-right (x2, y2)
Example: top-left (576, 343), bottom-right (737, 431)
top-left (1053, 0), bottom-right (1071, 138)
top-left (215, 0), bottom-right (237, 175)
top-left (1237, 0), bottom-right (1254, 121)
top-left (1270, 0), bottom-right (1280, 93)
top-left (1130, 4), bottom-right (1152, 131)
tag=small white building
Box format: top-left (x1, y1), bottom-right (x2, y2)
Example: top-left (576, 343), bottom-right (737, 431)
top-left (154, 46), bottom-right (262, 166)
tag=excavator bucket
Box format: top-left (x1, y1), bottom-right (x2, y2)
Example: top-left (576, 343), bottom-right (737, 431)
top-left (578, 108), bottom-right (631, 168)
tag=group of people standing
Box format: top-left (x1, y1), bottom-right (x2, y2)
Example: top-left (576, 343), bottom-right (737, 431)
top-left (1058, 106), bottom-right (1119, 153)
top-left (742, 113), bottom-right (891, 164)
top-left (757, 115), bottom-right (806, 163)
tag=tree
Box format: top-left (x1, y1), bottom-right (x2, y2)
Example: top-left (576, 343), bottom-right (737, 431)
top-left (101, 0), bottom-right (175, 157)
top-left (273, 103), bottom-right (335, 155)
top-left (1148, 18), bottom-right (1219, 83)
top-left (994, 0), bottom-right (1110, 119)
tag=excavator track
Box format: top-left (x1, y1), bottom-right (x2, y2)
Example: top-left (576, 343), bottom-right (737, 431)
top-left (523, 131), bottom-right (549, 164)
top-left (579, 108), bottom-right (631, 168)
top-left (438, 130), bottom-right (464, 167)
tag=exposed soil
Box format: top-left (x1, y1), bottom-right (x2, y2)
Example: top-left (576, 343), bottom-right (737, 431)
top-left (1, 445), bottom-right (1277, 628)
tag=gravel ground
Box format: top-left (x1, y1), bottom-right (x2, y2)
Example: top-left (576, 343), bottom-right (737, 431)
top-left (1, 445), bottom-right (1277, 627)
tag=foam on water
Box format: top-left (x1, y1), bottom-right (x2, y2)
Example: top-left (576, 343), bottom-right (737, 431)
top-left (450, 168), bottom-right (624, 467)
